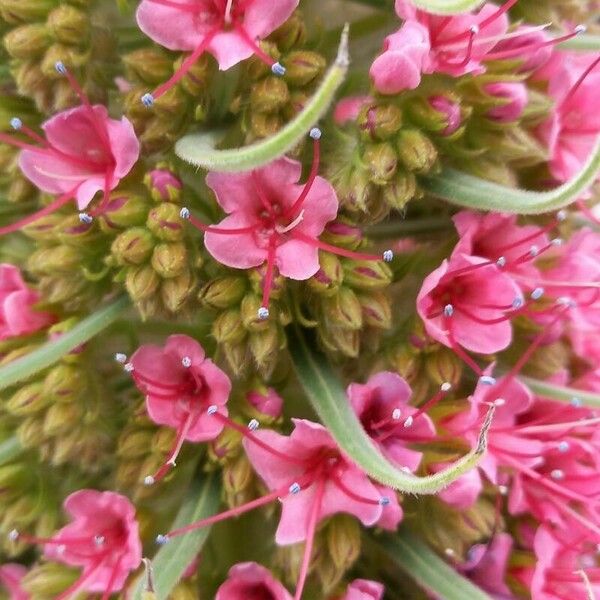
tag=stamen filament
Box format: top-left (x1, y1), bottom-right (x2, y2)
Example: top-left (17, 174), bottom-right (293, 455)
top-left (561, 55), bottom-right (600, 109)
top-left (233, 24), bottom-right (275, 66)
top-left (284, 135), bottom-right (321, 220)
top-left (261, 236), bottom-right (278, 314)
top-left (291, 230), bottom-right (385, 262)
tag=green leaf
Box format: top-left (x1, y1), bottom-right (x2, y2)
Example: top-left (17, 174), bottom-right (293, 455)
top-left (0, 437), bottom-right (21, 466)
top-left (0, 296), bottom-right (130, 392)
top-left (131, 473), bottom-right (220, 600)
top-left (175, 25), bottom-right (350, 172)
top-left (560, 33), bottom-right (600, 51)
top-left (519, 376), bottom-right (600, 408)
top-left (375, 530), bottom-right (494, 600)
top-left (287, 326), bottom-right (493, 494)
top-left (420, 134), bottom-right (600, 214)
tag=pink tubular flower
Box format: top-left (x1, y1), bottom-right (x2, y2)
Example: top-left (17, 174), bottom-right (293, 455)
top-left (347, 371), bottom-right (435, 472)
top-left (0, 564), bottom-right (29, 600)
top-left (416, 252), bottom-right (523, 355)
top-left (333, 96), bottom-right (373, 126)
top-left (12, 490), bottom-right (141, 600)
top-left (0, 64), bottom-right (139, 235)
top-left (182, 132), bottom-right (393, 318)
top-left (336, 579), bottom-right (384, 600)
top-left (429, 95), bottom-right (462, 135)
top-left (136, 0), bottom-right (298, 103)
top-left (0, 264), bottom-right (54, 340)
top-left (215, 562), bottom-right (292, 600)
top-left (247, 387), bottom-right (283, 420)
top-left (485, 82), bottom-right (528, 122)
top-left (129, 334), bottom-right (231, 484)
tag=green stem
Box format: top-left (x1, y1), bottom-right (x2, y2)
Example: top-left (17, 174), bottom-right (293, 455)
top-left (519, 375), bottom-right (600, 408)
top-left (0, 296), bottom-right (130, 391)
top-left (559, 33), bottom-right (600, 51)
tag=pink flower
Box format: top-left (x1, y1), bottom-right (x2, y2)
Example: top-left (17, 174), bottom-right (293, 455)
top-left (14, 490), bottom-right (142, 598)
top-left (485, 82), bottom-right (528, 122)
top-left (136, 0), bottom-right (298, 102)
top-left (145, 167), bottom-right (182, 202)
top-left (0, 264), bottom-right (54, 340)
top-left (347, 371), bottom-right (435, 472)
top-left (247, 387), bottom-right (283, 419)
top-left (129, 334), bottom-right (231, 483)
top-left (337, 579), bottom-right (384, 600)
top-left (429, 96), bottom-right (462, 135)
top-left (369, 21), bottom-right (430, 94)
top-left (417, 252), bottom-right (523, 354)
top-left (0, 564), bottom-right (29, 600)
top-left (491, 25), bottom-right (554, 72)
top-left (215, 562), bottom-right (292, 600)
top-left (333, 96), bottom-right (373, 126)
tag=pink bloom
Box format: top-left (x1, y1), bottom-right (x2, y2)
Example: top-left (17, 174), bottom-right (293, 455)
top-left (369, 21), bottom-right (430, 94)
top-left (485, 82), bottom-right (528, 122)
top-left (429, 96), bottom-right (462, 135)
top-left (247, 387), bottom-right (283, 419)
top-left (0, 564), bottom-right (29, 600)
top-left (492, 25), bottom-right (554, 72)
top-left (215, 562), bottom-right (292, 600)
top-left (337, 579), bottom-right (384, 600)
top-left (129, 334), bottom-right (231, 483)
top-left (333, 96), bottom-right (373, 126)
top-left (347, 371), bottom-right (435, 472)
top-left (417, 252), bottom-right (523, 354)
top-left (0, 264), bottom-right (54, 340)
top-left (145, 167), bottom-right (183, 202)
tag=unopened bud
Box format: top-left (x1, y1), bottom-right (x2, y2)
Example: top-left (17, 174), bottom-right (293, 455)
top-left (358, 103), bottom-right (403, 141)
top-left (396, 128), bottom-right (438, 173)
top-left (343, 260), bottom-right (392, 291)
top-left (212, 309), bottom-right (246, 344)
top-left (160, 268), bottom-right (195, 312)
top-left (0, 0), bottom-right (57, 24)
top-left (268, 11), bottom-right (306, 50)
top-left (326, 514), bottom-right (362, 570)
top-left (241, 294), bottom-right (274, 332)
top-left (176, 53), bottom-right (215, 96)
top-left (146, 203), bottom-right (185, 241)
top-left (21, 562), bottom-right (80, 598)
top-left (249, 111), bottom-right (282, 139)
top-left (208, 426), bottom-right (243, 463)
top-left (322, 287), bottom-right (363, 330)
top-left (306, 252), bottom-right (343, 296)
top-left (43, 402), bottom-right (82, 436)
top-left (363, 142), bottom-right (397, 185)
top-left (357, 291), bottom-right (392, 329)
top-left (126, 264), bottom-right (161, 302)
top-left (246, 383), bottom-right (283, 421)
top-left (47, 5), bottom-right (88, 46)
top-left (99, 192), bottom-right (151, 231)
top-left (428, 96), bottom-right (463, 136)
top-left (485, 82), bottom-right (528, 123)
top-left (250, 76), bottom-right (290, 113)
top-left (27, 245), bottom-right (80, 274)
top-left (4, 24), bottom-right (50, 59)
top-left (284, 50), bottom-right (326, 86)
top-left (144, 167), bottom-right (183, 203)
top-left (382, 169), bottom-right (418, 210)
top-left (111, 228), bottom-right (155, 266)
top-left (6, 382), bottom-right (48, 417)
top-left (123, 48), bottom-right (173, 86)
top-left (249, 325), bottom-right (281, 371)
top-left (151, 242), bottom-right (188, 278)
top-left (199, 276), bottom-right (247, 309)
top-left (117, 430), bottom-right (155, 459)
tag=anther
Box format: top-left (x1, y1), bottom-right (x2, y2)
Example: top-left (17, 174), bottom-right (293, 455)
top-left (403, 415), bottom-right (414, 428)
top-left (207, 405), bottom-right (218, 415)
top-left (529, 244), bottom-right (539, 257)
top-left (309, 127), bottom-right (322, 140)
top-left (551, 238), bottom-right (563, 246)
top-left (494, 398), bottom-right (506, 406)
top-left (531, 287), bottom-right (544, 300)
top-left (383, 249), bottom-right (394, 262)
top-left (9, 117), bottom-right (22, 131)
top-left (556, 296), bottom-right (576, 308)
top-left (575, 24), bottom-right (587, 34)
top-left (8, 529), bottom-right (19, 542)
top-left (181, 356), bottom-right (192, 368)
top-left (571, 397), bottom-right (582, 407)
top-left (498, 485), bottom-right (508, 495)
top-left (57, 544), bottom-right (66, 555)
top-left (54, 61), bottom-right (67, 75)
top-left (257, 307), bottom-right (269, 320)
top-left (557, 441), bottom-right (570, 453)
top-left (556, 209), bottom-right (567, 222)
top-left (114, 353), bottom-right (127, 364)
top-left (155, 534), bottom-right (169, 545)
top-left (469, 24), bottom-right (479, 35)
top-left (479, 375), bottom-right (497, 386)
top-left (289, 482), bottom-right (301, 495)
top-left (248, 419), bottom-right (259, 431)
top-left (550, 469), bottom-right (565, 480)
top-left (271, 62), bottom-right (286, 76)
top-left (144, 475), bottom-right (155, 486)
top-left (78, 212), bottom-right (93, 224)
top-left (444, 548), bottom-right (456, 557)
top-left (441, 382), bottom-right (452, 392)
top-left (379, 496), bottom-right (390, 506)
top-left (141, 93), bottom-right (155, 107)
top-left (392, 408), bottom-right (402, 420)
top-left (179, 207), bottom-right (190, 220)
top-left (124, 362), bottom-right (134, 373)
top-left (496, 256), bottom-right (506, 267)
top-left (94, 535), bottom-right (105, 546)
top-left (444, 304), bottom-right (454, 317)
top-left (512, 297), bottom-right (524, 309)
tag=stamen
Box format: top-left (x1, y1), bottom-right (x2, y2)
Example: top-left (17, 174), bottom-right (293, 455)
top-left (561, 54), bottom-right (600, 108)
top-left (181, 207), bottom-right (260, 235)
top-left (224, 0), bottom-right (234, 23)
top-left (260, 236), bottom-right (278, 316)
top-left (404, 382), bottom-right (452, 427)
top-left (248, 418), bottom-right (259, 431)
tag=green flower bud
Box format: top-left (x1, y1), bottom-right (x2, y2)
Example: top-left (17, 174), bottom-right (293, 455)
top-left (112, 227), bottom-right (155, 266)
top-left (248, 267), bottom-right (284, 300)
top-left (382, 169), bottom-right (418, 210)
top-left (283, 90), bottom-right (310, 120)
top-left (425, 347), bottom-right (463, 388)
top-left (43, 402), bottom-right (82, 436)
top-left (326, 514), bottom-right (361, 571)
top-left (333, 168), bottom-right (371, 212)
top-left (458, 157), bottom-right (516, 186)
top-left (22, 562), bottom-right (79, 599)
top-left (27, 245), bottom-right (80, 274)
top-left (21, 213), bottom-right (61, 241)
top-left (6, 382), bottom-right (48, 417)
top-left (199, 276), bottom-right (247, 309)
top-left (144, 166), bottom-right (183, 204)
top-left (343, 260), bottom-right (392, 291)
top-left (4, 24), bottom-right (50, 59)
top-left (0, 463), bottom-right (31, 496)
top-left (222, 454), bottom-right (254, 498)
top-left (284, 50), bottom-right (326, 87)
top-left (406, 94), bottom-right (464, 134)
top-left (123, 48), bottom-right (173, 86)
top-left (117, 429), bottom-right (155, 459)
top-left (177, 53), bottom-right (214, 96)
top-left (322, 287), bottom-right (363, 330)
top-left (246, 41), bottom-right (281, 80)
top-left (161, 268), bottom-right (195, 312)
top-left (358, 103), bottom-right (403, 141)
top-left (209, 426), bottom-right (243, 463)
top-left (16, 416), bottom-right (46, 450)
top-left (126, 264), bottom-right (161, 302)
top-left (7, 176), bottom-right (36, 204)
top-left (363, 142), bottom-right (397, 185)
top-left (241, 294), bottom-right (273, 332)
top-left (320, 221), bottom-right (363, 251)
top-left (320, 326), bottom-right (359, 357)
top-left (357, 291), bottom-right (392, 329)
top-left (0, 0), bottom-right (57, 24)
top-left (250, 111), bottom-right (282, 139)
top-left (223, 341), bottom-right (249, 377)
top-left (250, 76), bottom-right (290, 113)
top-left (306, 252), bottom-right (343, 297)
top-left (151, 242), bottom-right (188, 278)
top-left (212, 309), bottom-right (246, 344)
top-left (54, 214), bottom-right (103, 247)
top-left (47, 5), bottom-right (89, 46)
top-left (100, 192), bottom-right (151, 231)
top-left (249, 325), bottom-right (280, 370)
top-left (40, 44), bottom-right (89, 79)
top-left (146, 202), bottom-right (185, 241)
top-left (396, 129), bottom-right (438, 173)
top-left (268, 11), bottom-right (306, 50)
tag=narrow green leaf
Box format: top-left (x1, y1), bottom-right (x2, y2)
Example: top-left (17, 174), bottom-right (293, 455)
top-left (0, 437), bottom-right (21, 466)
top-left (411, 0), bottom-right (484, 14)
top-left (131, 473), bottom-right (220, 600)
top-left (421, 133), bottom-right (600, 214)
top-left (175, 26), bottom-right (350, 172)
top-left (519, 376), bottom-right (600, 408)
top-left (288, 326), bottom-right (493, 494)
top-left (560, 33), bottom-right (600, 51)
top-left (0, 296), bottom-right (130, 391)
top-left (375, 531), bottom-right (493, 600)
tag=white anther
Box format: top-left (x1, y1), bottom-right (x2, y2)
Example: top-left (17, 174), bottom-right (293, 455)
top-left (289, 482), bottom-right (301, 495)
top-left (529, 244), bottom-right (539, 257)
top-left (479, 375), bottom-right (496, 386)
top-left (271, 62), bottom-right (286, 76)
top-left (156, 534), bottom-right (169, 545)
top-left (179, 207), bottom-right (190, 220)
top-left (556, 209), bottom-right (567, 221)
top-left (78, 212), bottom-right (93, 224)
top-left (309, 127), bottom-right (322, 140)
top-left (124, 362), bottom-right (134, 373)
top-left (207, 405), bottom-right (218, 415)
top-left (550, 469), bottom-right (565, 480)
top-left (469, 24), bottom-right (479, 34)
top-left (571, 397), bottom-right (582, 407)
top-left (257, 307), bottom-right (269, 320)
top-left (531, 287), bottom-right (544, 300)
top-left (248, 419), bottom-right (259, 431)
top-left (379, 496), bottom-right (390, 506)
top-left (181, 356), bottom-right (192, 368)
top-left (444, 548), bottom-right (456, 557)
top-left (392, 408), bottom-right (402, 420)
top-left (141, 93), bottom-right (155, 107)
top-left (383, 249), bottom-right (394, 262)
top-left (575, 24), bottom-right (587, 34)
top-left (54, 61), bottom-right (67, 75)
top-left (557, 441), bottom-right (570, 453)
top-left (403, 415), bottom-right (414, 428)
top-left (444, 304), bottom-right (454, 317)
top-left (441, 382), bottom-right (452, 392)
top-left (9, 117), bottom-right (22, 130)
top-left (551, 238), bottom-right (562, 246)
top-left (512, 297), bottom-right (524, 309)
top-left (496, 256), bottom-right (506, 267)
top-left (94, 535), bottom-right (105, 546)
top-left (144, 475), bottom-right (155, 486)
top-left (498, 485), bottom-right (508, 495)
top-left (8, 529), bottom-right (19, 541)
top-left (494, 398), bottom-right (506, 407)
top-left (114, 352), bottom-right (127, 364)
top-left (56, 544), bottom-right (66, 555)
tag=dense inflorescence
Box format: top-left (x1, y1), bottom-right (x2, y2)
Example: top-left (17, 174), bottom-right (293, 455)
top-left (0, 0), bottom-right (599, 599)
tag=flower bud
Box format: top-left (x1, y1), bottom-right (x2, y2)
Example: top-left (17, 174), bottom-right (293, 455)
top-left (249, 325), bottom-right (280, 371)
top-left (241, 294), bottom-right (273, 332)
top-left (209, 426), bottom-right (243, 463)
top-left (117, 429), bottom-right (155, 459)
top-left (249, 266), bottom-right (284, 301)
top-left (212, 309), bottom-right (246, 344)
top-left (21, 563), bottom-right (79, 598)
top-left (152, 427), bottom-right (176, 454)
top-left (343, 260), bottom-right (392, 291)
top-left (43, 402), bottom-right (82, 436)
top-left (199, 276), bottom-right (247, 309)
top-left (246, 41), bottom-right (281, 80)
top-left (223, 341), bottom-right (249, 377)
top-left (99, 192), bottom-right (151, 231)
top-left (363, 142), bottom-right (397, 185)
top-left (428, 95), bottom-right (463, 135)
top-left (357, 291), bottom-right (392, 329)
top-left (0, 0), bottom-right (57, 24)
top-left (387, 343), bottom-right (420, 382)
top-left (326, 514), bottom-right (361, 571)
top-left (40, 44), bottom-right (88, 79)
top-left (177, 53), bottom-right (214, 96)
top-left (425, 347), bottom-right (463, 388)
top-left (0, 463), bottom-right (31, 495)
top-left (151, 242), bottom-right (187, 278)
top-left (250, 111), bottom-right (282, 139)
top-left (246, 381), bottom-right (283, 421)
top-left (357, 103), bottom-right (403, 141)
top-left (146, 202), bottom-right (185, 241)
top-left (7, 176), bottom-right (36, 203)
top-left (27, 245), bottom-right (80, 274)
top-left (43, 363), bottom-right (86, 403)
top-left (306, 252), bottom-right (343, 296)
top-left (161, 268), bottom-right (195, 312)
top-left (268, 11), bottom-right (306, 50)
top-left (321, 221), bottom-right (363, 250)
top-left (322, 287), bottom-right (363, 330)
top-left (126, 264), bottom-right (161, 302)
top-left (485, 82), bottom-right (528, 122)
top-left (222, 454), bottom-right (254, 498)
top-left (55, 215), bottom-right (101, 247)
top-left (4, 23), bottom-right (50, 59)
top-left (332, 169), bottom-right (371, 212)
top-left (123, 48), bottom-right (173, 85)
top-left (111, 227), bottom-right (155, 266)
top-left (47, 5), bottom-right (89, 45)
top-left (382, 169), bottom-right (417, 210)
top-left (284, 50), bottom-right (326, 86)
top-left (250, 76), bottom-right (290, 113)
top-left (144, 167), bottom-right (183, 203)
top-left (6, 382), bottom-right (48, 417)
top-left (396, 129), bottom-right (438, 173)
top-left (17, 416), bottom-right (46, 449)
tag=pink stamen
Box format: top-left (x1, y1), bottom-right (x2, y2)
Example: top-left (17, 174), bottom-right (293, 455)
top-left (291, 230), bottom-right (387, 262)
top-left (186, 212), bottom-right (259, 235)
top-left (260, 236), bottom-right (278, 315)
top-left (561, 55), bottom-right (600, 109)
top-left (495, 218), bottom-right (561, 254)
top-left (576, 199), bottom-right (600, 226)
top-left (443, 314), bottom-right (485, 376)
top-left (440, 25), bottom-right (478, 68)
top-left (100, 554), bottom-right (124, 600)
top-left (408, 384), bottom-right (452, 425)
top-left (55, 560), bottom-right (106, 600)
top-left (284, 135), bottom-right (321, 220)
top-left (331, 474), bottom-right (384, 506)
top-left (233, 23), bottom-right (275, 67)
